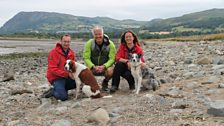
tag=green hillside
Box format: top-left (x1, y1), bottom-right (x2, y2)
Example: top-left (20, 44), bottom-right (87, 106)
top-left (0, 11), bottom-right (145, 34)
top-left (143, 8), bottom-right (224, 33)
top-left (1, 8), bottom-right (224, 37)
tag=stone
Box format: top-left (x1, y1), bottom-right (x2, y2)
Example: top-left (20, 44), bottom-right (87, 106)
top-left (51, 119), bottom-right (72, 126)
top-left (2, 65), bottom-right (15, 82)
top-left (87, 108), bottom-right (110, 125)
top-left (197, 57), bottom-right (211, 65)
top-left (207, 100), bottom-right (224, 117)
top-left (218, 83), bottom-right (224, 88)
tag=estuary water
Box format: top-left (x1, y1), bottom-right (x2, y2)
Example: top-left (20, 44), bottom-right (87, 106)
top-left (0, 40), bottom-right (85, 55)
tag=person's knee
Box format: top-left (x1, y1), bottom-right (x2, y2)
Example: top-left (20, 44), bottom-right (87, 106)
top-left (105, 67), bottom-right (113, 78)
top-left (53, 91), bottom-right (68, 101)
top-left (115, 61), bottom-right (124, 67)
top-left (114, 62), bottom-right (126, 71)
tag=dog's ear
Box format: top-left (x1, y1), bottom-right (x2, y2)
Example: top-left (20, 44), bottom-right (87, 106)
top-left (64, 62), bottom-right (66, 67)
top-left (128, 53), bottom-right (132, 59)
top-left (137, 53), bottom-right (142, 58)
top-left (71, 61), bottom-right (76, 73)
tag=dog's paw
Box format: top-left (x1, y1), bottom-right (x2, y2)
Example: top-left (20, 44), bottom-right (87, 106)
top-left (135, 90), bottom-right (140, 94)
top-left (131, 89), bottom-right (136, 93)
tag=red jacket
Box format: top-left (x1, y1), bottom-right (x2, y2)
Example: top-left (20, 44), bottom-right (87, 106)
top-left (46, 43), bottom-right (75, 84)
top-left (115, 43), bottom-right (145, 62)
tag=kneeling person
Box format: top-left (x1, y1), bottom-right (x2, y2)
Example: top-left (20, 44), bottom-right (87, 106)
top-left (42, 34), bottom-right (76, 101)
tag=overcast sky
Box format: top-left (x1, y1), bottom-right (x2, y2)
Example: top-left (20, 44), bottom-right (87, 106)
top-left (0, 0), bottom-right (224, 27)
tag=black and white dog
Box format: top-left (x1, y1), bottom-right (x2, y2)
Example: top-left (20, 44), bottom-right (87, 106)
top-left (128, 53), bottom-right (160, 94)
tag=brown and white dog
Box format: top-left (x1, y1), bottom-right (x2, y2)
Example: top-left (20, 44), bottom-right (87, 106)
top-left (64, 60), bottom-right (111, 99)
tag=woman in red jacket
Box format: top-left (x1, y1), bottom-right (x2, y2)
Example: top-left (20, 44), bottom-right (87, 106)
top-left (110, 30), bottom-right (145, 93)
top-left (42, 34), bottom-right (76, 101)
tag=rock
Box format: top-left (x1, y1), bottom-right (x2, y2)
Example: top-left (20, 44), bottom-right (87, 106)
top-left (194, 71), bottom-right (205, 77)
top-left (11, 89), bottom-right (33, 95)
top-left (185, 82), bottom-right (198, 89)
top-left (207, 89), bottom-right (222, 95)
top-left (9, 111), bottom-right (25, 120)
top-left (159, 87), bottom-right (184, 98)
top-left (51, 119), bottom-right (72, 126)
top-left (7, 120), bottom-right (20, 126)
top-left (201, 76), bottom-right (219, 85)
top-left (196, 95), bottom-right (211, 106)
top-left (71, 102), bottom-right (81, 108)
top-left (187, 64), bottom-right (198, 72)
top-left (110, 116), bottom-right (122, 123)
top-left (87, 108), bottom-right (110, 125)
top-left (36, 98), bottom-right (52, 111)
top-left (154, 67), bottom-right (162, 71)
top-left (197, 57), bottom-right (211, 65)
top-left (171, 100), bottom-right (191, 109)
top-left (170, 109), bottom-right (183, 113)
top-left (218, 83), bottom-right (224, 88)
top-left (217, 69), bottom-right (224, 75)
top-left (55, 106), bottom-right (68, 115)
top-left (183, 72), bottom-right (194, 79)
top-left (111, 107), bottom-right (126, 114)
top-left (184, 58), bottom-right (193, 64)
top-left (2, 65), bottom-right (14, 82)
top-left (212, 65), bottom-right (224, 70)
top-left (169, 73), bottom-right (179, 79)
top-left (201, 81), bottom-right (213, 85)
top-left (207, 100), bottom-right (224, 117)
top-left (159, 78), bottom-right (167, 84)
top-left (212, 56), bottom-right (224, 64)
top-left (109, 112), bottom-right (120, 117)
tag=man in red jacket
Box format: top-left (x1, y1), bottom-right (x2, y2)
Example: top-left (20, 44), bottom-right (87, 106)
top-left (42, 34), bottom-right (76, 101)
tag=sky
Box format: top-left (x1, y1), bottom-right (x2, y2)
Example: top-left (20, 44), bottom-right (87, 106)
top-left (0, 0), bottom-right (224, 27)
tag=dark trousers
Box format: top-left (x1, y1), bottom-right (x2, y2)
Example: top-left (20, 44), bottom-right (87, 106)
top-left (52, 77), bottom-right (76, 101)
top-left (111, 62), bottom-right (135, 89)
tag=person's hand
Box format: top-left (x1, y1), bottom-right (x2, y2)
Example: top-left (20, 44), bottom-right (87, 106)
top-left (98, 65), bottom-right (105, 72)
top-left (93, 66), bottom-right (98, 71)
top-left (93, 66), bottom-right (101, 73)
top-left (127, 62), bottom-right (131, 70)
top-left (140, 63), bottom-right (146, 69)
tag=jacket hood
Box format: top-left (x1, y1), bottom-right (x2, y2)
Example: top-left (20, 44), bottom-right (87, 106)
top-left (103, 34), bottom-right (110, 46)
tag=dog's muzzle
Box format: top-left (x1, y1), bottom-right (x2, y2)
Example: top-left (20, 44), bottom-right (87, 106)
top-left (64, 64), bottom-right (70, 71)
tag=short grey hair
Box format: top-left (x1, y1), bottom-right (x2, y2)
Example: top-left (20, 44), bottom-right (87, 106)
top-left (91, 25), bottom-right (104, 35)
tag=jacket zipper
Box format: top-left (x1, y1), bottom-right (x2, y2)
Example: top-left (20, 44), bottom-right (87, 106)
top-left (98, 49), bottom-right (102, 65)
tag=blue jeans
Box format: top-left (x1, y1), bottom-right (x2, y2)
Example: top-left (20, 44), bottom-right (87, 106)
top-left (52, 77), bottom-right (76, 101)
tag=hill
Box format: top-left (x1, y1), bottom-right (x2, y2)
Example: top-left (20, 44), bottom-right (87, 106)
top-left (143, 8), bottom-right (224, 33)
top-left (0, 8), bottom-right (224, 36)
top-left (0, 11), bottom-right (145, 34)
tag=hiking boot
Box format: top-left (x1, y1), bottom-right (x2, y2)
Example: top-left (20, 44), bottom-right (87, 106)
top-left (41, 88), bottom-right (53, 98)
top-left (110, 86), bottom-right (118, 93)
top-left (101, 80), bottom-right (109, 92)
top-left (129, 85), bottom-right (135, 90)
